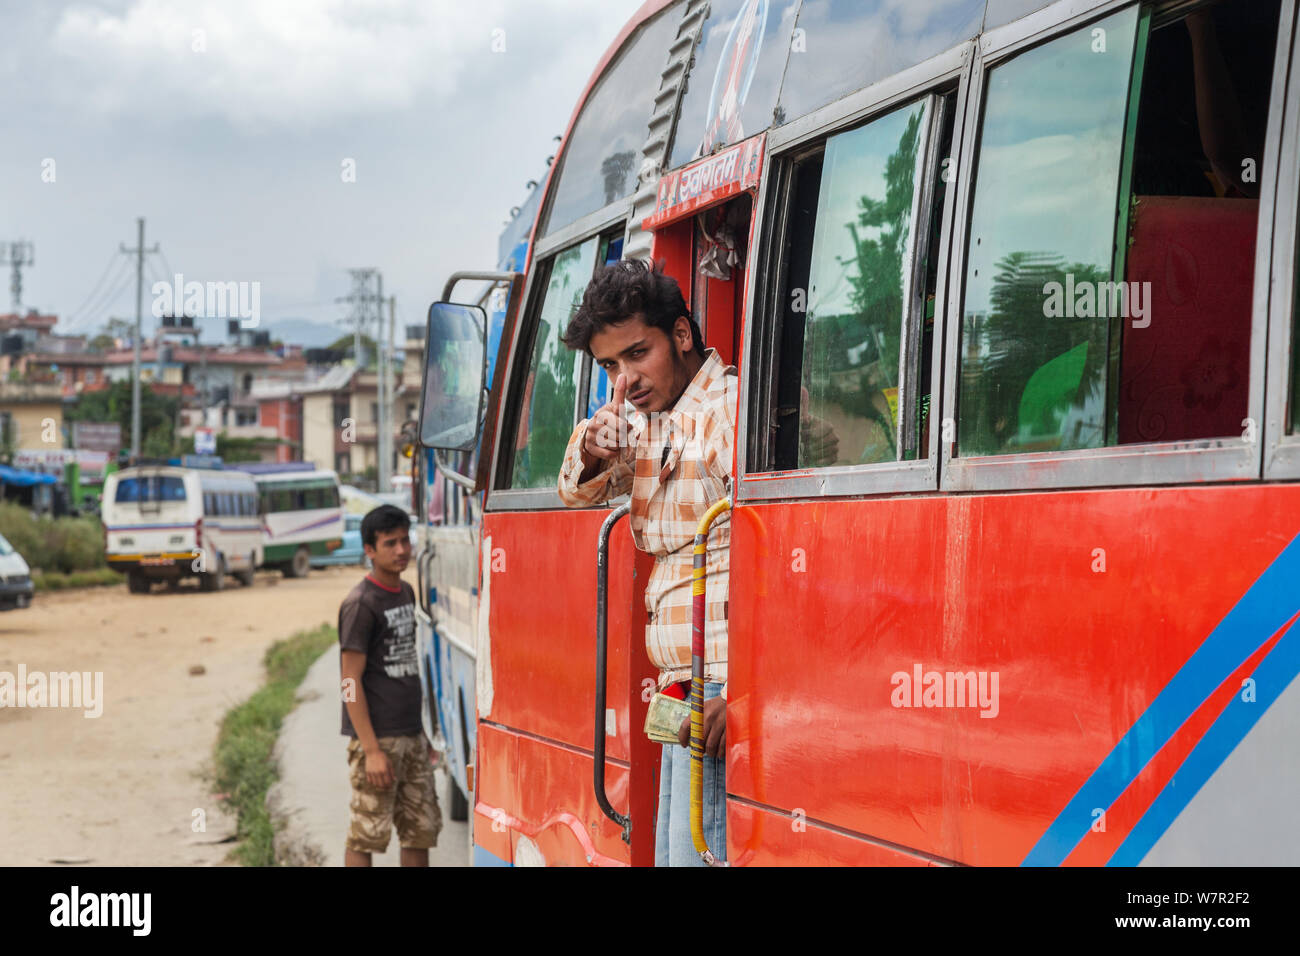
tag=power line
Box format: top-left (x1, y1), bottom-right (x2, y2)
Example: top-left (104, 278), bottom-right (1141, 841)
top-left (63, 251), bottom-right (125, 325)
top-left (67, 257), bottom-right (137, 333)
top-left (156, 246), bottom-right (176, 281)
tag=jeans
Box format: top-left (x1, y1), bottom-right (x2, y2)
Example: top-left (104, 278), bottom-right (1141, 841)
top-left (654, 681), bottom-right (726, 867)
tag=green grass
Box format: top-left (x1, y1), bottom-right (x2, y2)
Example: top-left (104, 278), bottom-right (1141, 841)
top-left (32, 568), bottom-right (123, 591)
top-left (212, 624), bottom-right (336, 866)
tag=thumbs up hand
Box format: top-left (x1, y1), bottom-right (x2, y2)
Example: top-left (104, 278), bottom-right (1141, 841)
top-left (582, 373), bottom-right (630, 467)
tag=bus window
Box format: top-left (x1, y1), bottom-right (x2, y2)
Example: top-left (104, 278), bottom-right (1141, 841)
top-left (768, 93), bottom-right (952, 471)
top-left (583, 235), bottom-right (625, 418)
top-left (1293, 232), bottom-right (1300, 432)
top-left (957, 0), bottom-right (1281, 457)
top-left (774, 0), bottom-right (984, 122)
top-left (668, 0), bottom-right (798, 169)
top-left (958, 7), bottom-right (1138, 457)
top-left (1117, 0), bottom-right (1280, 444)
top-left (541, 6), bottom-right (679, 236)
top-left (509, 236), bottom-right (599, 489)
top-left (115, 475), bottom-right (186, 503)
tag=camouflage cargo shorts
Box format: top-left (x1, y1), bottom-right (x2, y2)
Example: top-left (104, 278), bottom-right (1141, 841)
top-left (346, 734), bottom-right (442, 853)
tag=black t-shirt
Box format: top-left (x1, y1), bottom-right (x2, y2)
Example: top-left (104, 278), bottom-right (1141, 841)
top-left (338, 576), bottom-right (421, 738)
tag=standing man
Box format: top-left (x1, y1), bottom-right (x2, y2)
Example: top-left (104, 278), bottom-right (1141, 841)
top-left (557, 258), bottom-right (736, 866)
top-left (338, 504), bottom-right (441, 866)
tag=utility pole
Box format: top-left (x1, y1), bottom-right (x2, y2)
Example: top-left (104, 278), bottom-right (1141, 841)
top-left (120, 218), bottom-right (158, 461)
top-left (379, 293), bottom-right (395, 493)
top-left (376, 273), bottom-right (387, 493)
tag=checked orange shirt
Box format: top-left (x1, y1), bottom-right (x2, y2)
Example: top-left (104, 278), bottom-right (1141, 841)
top-left (557, 348), bottom-right (737, 698)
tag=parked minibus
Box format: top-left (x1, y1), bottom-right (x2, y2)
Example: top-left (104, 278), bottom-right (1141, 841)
top-left (103, 463), bottom-right (262, 593)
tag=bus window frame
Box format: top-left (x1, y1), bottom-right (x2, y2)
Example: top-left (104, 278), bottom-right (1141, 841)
top-left (536, 0), bottom-right (683, 241)
top-left (939, 0), bottom-right (1293, 493)
top-left (487, 211), bottom-right (633, 512)
top-left (1264, 3), bottom-right (1300, 477)
top-left (737, 41), bottom-right (973, 502)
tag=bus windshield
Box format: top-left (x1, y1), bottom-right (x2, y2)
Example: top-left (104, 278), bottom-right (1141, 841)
top-left (115, 475), bottom-right (187, 503)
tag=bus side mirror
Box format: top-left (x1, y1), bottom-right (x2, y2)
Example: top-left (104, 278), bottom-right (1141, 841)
top-left (418, 301), bottom-right (487, 452)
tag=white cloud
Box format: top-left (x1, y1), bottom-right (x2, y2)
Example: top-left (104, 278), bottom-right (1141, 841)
top-left (48, 0), bottom-right (612, 129)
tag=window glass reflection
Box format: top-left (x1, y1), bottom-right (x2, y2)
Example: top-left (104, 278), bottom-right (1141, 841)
top-left (801, 99), bottom-right (929, 467)
top-left (958, 8), bottom-right (1137, 456)
top-left (511, 238), bottom-right (599, 489)
top-left (669, 0), bottom-right (799, 170)
top-left (776, 0), bottom-right (983, 121)
top-left (544, 8), bottom-right (680, 235)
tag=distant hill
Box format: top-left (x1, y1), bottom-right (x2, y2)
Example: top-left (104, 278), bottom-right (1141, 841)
top-left (262, 317), bottom-right (348, 348)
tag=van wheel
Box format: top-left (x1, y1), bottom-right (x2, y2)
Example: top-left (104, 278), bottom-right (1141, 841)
top-left (200, 555), bottom-right (226, 592)
top-left (283, 546), bottom-right (310, 578)
top-left (127, 572), bottom-right (150, 595)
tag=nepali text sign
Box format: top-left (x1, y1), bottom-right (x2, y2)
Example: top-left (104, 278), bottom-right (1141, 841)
top-left (72, 422), bottom-right (122, 453)
top-left (14, 449), bottom-right (109, 479)
top-left (643, 133), bottom-right (765, 230)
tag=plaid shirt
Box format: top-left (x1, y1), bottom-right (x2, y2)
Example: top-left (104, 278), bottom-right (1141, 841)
top-left (558, 348), bottom-right (737, 697)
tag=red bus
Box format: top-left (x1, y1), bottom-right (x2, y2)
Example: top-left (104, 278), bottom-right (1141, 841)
top-left (418, 0), bottom-right (1300, 866)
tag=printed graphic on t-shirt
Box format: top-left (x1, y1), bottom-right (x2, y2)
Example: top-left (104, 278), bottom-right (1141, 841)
top-left (382, 603), bottom-right (418, 679)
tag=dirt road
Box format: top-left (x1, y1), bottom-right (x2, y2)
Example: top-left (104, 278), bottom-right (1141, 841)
top-left (0, 566), bottom-right (369, 866)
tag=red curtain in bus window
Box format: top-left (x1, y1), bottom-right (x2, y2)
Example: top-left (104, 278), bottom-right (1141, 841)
top-left (1118, 195), bottom-right (1256, 443)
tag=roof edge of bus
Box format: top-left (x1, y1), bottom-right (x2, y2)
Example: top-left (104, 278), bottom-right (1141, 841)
top-left (523, 0), bottom-right (677, 277)
top-left (248, 468), bottom-right (340, 481)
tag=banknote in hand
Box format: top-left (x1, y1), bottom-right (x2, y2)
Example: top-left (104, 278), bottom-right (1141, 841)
top-left (644, 691), bottom-right (693, 744)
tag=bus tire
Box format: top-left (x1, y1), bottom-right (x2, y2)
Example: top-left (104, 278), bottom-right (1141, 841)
top-left (236, 556), bottom-right (255, 587)
top-left (127, 571), bottom-right (150, 595)
top-left (284, 546), bottom-right (311, 578)
top-left (200, 555), bottom-right (226, 592)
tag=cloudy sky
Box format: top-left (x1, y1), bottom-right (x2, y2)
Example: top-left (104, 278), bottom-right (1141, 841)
top-left (1, 0), bottom-right (646, 346)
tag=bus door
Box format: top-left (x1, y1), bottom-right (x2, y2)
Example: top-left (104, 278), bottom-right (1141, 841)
top-left (641, 134), bottom-right (766, 367)
top-left (426, 239), bottom-right (661, 866)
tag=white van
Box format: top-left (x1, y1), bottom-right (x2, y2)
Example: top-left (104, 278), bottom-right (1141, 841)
top-left (0, 531), bottom-right (34, 610)
top-left (102, 464), bottom-right (262, 593)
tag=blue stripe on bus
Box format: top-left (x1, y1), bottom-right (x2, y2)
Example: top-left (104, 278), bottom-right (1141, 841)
top-left (106, 524), bottom-right (193, 532)
top-left (1108, 616), bottom-right (1300, 865)
top-left (473, 845), bottom-right (511, 867)
top-left (1023, 531), bottom-right (1300, 866)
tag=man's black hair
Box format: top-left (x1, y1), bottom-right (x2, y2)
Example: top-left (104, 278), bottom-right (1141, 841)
top-left (562, 258), bottom-right (705, 357)
top-left (361, 504), bottom-right (410, 548)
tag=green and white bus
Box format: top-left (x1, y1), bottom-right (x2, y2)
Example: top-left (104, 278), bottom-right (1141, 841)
top-left (243, 465), bottom-right (345, 577)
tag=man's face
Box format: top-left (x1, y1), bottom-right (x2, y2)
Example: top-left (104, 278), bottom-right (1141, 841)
top-left (589, 313), bottom-right (697, 414)
top-left (365, 526), bottom-right (411, 574)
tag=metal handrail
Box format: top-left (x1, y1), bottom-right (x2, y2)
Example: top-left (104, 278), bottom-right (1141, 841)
top-left (594, 503), bottom-right (632, 843)
top-left (691, 497), bottom-right (732, 867)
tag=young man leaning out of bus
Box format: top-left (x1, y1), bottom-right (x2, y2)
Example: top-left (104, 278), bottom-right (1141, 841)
top-left (557, 258), bottom-right (735, 866)
top-left (338, 504), bottom-right (441, 866)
